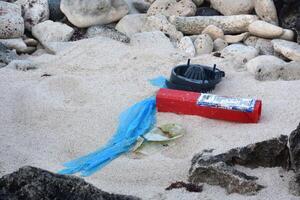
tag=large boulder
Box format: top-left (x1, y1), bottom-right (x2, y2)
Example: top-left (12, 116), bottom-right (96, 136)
top-left (147, 0), bottom-right (197, 17)
top-left (60, 0), bottom-right (129, 28)
top-left (0, 166), bottom-right (140, 200)
top-left (15, 0), bottom-right (49, 31)
top-left (0, 2), bottom-right (24, 39)
top-left (272, 39), bottom-right (300, 61)
top-left (116, 14), bottom-right (146, 37)
top-left (210, 0), bottom-right (254, 16)
top-left (170, 15), bottom-right (258, 35)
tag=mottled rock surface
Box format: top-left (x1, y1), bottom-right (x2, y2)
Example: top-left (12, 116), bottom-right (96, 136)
top-left (272, 39), bottom-right (300, 61)
top-left (189, 135), bottom-right (290, 195)
top-left (254, 0), bottom-right (278, 25)
top-left (116, 14), bottom-right (146, 37)
top-left (86, 25), bottom-right (130, 43)
top-left (0, 43), bottom-right (17, 66)
top-left (147, 0), bottom-right (197, 17)
top-left (0, 166), bottom-right (140, 200)
top-left (0, 2), bottom-right (24, 39)
top-left (171, 15), bottom-right (258, 35)
top-left (248, 20), bottom-right (283, 39)
top-left (15, 0), bottom-right (49, 31)
top-left (60, 0), bottom-right (129, 27)
top-left (210, 0), bottom-right (254, 16)
top-left (189, 152), bottom-right (263, 195)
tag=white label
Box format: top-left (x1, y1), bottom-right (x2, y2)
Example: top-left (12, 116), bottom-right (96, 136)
top-left (197, 94), bottom-right (256, 112)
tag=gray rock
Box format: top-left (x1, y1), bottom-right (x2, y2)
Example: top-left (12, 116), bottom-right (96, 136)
top-left (280, 29), bottom-right (295, 41)
top-left (0, 38), bottom-right (27, 53)
top-left (170, 15), bottom-right (258, 35)
top-left (48, 0), bottom-right (65, 21)
top-left (142, 14), bottom-right (183, 42)
top-left (289, 172), bottom-right (300, 196)
top-left (279, 61), bottom-right (300, 81)
top-left (244, 36), bottom-right (258, 47)
top-left (86, 25), bottom-right (130, 43)
top-left (202, 25), bottom-right (224, 41)
top-left (272, 39), bottom-right (300, 61)
top-left (224, 32), bottom-right (249, 44)
top-left (248, 20), bottom-right (283, 39)
top-left (213, 38), bottom-right (228, 51)
top-left (189, 135), bottom-right (290, 194)
top-left (189, 151), bottom-right (263, 195)
top-left (32, 20), bottom-right (74, 46)
top-left (0, 2), bottom-right (24, 39)
top-left (244, 36), bottom-right (274, 55)
top-left (221, 44), bottom-right (259, 70)
top-left (60, 0), bottom-right (129, 28)
top-left (132, 0), bottom-right (150, 13)
top-left (247, 55), bottom-right (286, 81)
top-left (147, 0), bottom-right (197, 17)
top-left (254, 0), bottom-right (278, 25)
top-left (210, 0), bottom-right (254, 16)
top-left (289, 123), bottom-right (300, 171)
top-left (255, 38), bottom-right (274, 55)
top-left (222, 135), bottom-right (290, 169)
top-left (24, 38), bottom-right (39, 47)
top-left (15, 0), bottom-right (49, 31)
top-left (194, 34), bottom-right (213, 55)
top-left (0, 43), bottom-right (17, 65)
top-left (116, 14), bottom-right (146, 37)
top-left (0, 166), bottom-right (140, 200)
top-left (178, 36), bottom-right (195, 57)
top-left (289, 123), bottom-right (300, 196)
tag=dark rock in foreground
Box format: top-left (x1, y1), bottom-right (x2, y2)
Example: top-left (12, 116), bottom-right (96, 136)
top-left (289, 123), bottom-right (300, 196)
top-left (189, 135), bottom-right (289, 195)
top-left (0, 166), bottom-right (140, 200)
top-left (189, 151), bottom-right (264, 195)
top-left (223, 135), bottom-right (290, 169)
top-left (289, 123), bottom-right (300, 171)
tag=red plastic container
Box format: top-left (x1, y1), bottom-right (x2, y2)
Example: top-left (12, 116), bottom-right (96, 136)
top-left (156, 88), bottom-right (262, 123)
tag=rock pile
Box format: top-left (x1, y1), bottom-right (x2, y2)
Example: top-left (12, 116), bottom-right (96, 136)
top-left (1, 0), bottom-right (300, 81)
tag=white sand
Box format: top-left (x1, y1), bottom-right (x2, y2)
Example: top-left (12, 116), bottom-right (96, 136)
top-left (0, 34), bottom-right (300, 199)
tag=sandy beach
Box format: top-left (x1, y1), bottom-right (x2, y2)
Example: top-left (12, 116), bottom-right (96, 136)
top-left (0, 35), bottom-right (300, 199)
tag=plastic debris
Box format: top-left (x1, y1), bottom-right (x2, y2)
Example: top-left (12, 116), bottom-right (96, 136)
top-left (132, 124), bottom-right (185, 155)
top-left (157, 88), bottom-right (262, 123)
top-left (166, 59), bottom-right (225, 93)
top-left (59, 97), bottom-right (156, 176)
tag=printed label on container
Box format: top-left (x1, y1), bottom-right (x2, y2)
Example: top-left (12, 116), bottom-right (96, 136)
top-left (197, 94), bottom-right (256, 112)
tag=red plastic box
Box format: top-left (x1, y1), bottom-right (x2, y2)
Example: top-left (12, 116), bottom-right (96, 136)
top-left (156, 88), bottom-right (262, 123)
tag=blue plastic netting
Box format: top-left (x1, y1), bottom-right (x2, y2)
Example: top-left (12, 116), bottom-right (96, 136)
top-left (59, 97), bottom-right (156, 176)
